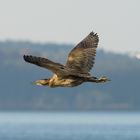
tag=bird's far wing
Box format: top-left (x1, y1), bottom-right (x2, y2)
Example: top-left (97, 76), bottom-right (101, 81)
top-left (66, 32), bottom-right (99, 74)
top-left (23, 55), bottom-right (65, 76)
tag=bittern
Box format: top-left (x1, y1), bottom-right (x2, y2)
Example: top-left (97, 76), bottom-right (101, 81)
top-left (23, 32), bottom-right (110, 87)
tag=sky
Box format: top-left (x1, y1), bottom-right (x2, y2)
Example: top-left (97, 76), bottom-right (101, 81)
top-left (0, 0), bottom-right (139, 54)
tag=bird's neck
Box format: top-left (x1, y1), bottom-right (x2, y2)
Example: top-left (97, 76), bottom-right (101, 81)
top-left (48, 74), bottom-right (62, 87)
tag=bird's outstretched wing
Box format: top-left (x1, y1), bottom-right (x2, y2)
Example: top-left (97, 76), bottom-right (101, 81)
top-left (66, 32), bottom-right (99, 74)
top-left (23, 55), bottom-right (65, 76)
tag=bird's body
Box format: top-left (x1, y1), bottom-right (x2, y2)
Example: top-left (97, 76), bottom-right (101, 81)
top-left (43, 74), bottom-right (84, 87)
top-left (23, 32), bottom-right (110, 87)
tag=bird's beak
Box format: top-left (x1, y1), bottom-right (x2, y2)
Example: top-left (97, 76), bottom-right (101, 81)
top-left (35, 81), bottom-right (43, 86)
top-left (32, 79), bottom-right (50, 86)
top-left (31, 80), bottom-right (43, 86)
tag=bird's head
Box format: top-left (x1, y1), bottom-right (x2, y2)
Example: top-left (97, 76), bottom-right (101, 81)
top-left (34, 79), bottom-right (50, 86)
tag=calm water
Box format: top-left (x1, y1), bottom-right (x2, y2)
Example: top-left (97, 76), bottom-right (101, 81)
top-left (0, 112), bottom-right (140, 140)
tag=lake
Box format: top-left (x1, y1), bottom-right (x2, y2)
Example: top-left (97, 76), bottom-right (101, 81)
top-left (0, 112), bottom-right (140, 140)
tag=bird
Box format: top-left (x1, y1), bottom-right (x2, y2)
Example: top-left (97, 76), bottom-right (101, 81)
top-left (23, 31), bottom-right (110, 88)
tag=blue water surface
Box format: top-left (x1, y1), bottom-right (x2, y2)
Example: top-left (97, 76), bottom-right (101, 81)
top-left (0, 112), bottom-right (140, 140)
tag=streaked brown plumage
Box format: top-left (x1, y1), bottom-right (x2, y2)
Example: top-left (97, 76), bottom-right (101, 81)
top-left (23, 32), bottom-right (110, 87)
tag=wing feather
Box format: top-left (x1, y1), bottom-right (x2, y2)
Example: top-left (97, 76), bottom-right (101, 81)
top-left (23, 55), bottom-right (64, 76)
top-left (66, 32), bottom-right (99, 74)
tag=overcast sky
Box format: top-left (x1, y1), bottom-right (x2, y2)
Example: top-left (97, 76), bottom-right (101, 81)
top-left (0, 0), bottom-right (139, 54)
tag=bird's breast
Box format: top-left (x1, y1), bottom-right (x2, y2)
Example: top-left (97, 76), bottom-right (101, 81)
top-left (49, 74), bottom-right (83, 87)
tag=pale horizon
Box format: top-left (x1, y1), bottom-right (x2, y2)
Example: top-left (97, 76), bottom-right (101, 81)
top-left (0, 0), bottom-right (140, 54)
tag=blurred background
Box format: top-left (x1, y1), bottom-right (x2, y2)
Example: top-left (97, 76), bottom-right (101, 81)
top-left (1, 1), bottom-right (140, 139)
top-left (0, 0), bottom-right (140, 111)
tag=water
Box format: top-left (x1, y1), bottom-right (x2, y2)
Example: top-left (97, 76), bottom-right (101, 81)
top-left (0, 112), bottom-right (140, 140)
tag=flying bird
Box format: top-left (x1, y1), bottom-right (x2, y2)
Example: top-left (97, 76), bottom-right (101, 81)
top-left (23, 32), bottom-right (110, 87)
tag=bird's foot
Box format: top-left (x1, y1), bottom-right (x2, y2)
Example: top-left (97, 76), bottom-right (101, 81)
top-left (96, 76), bottom-right (111, 83)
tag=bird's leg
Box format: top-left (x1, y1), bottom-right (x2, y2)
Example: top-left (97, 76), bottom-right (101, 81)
top-left (95, 76), bottom-right (110, 83)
